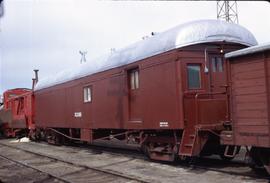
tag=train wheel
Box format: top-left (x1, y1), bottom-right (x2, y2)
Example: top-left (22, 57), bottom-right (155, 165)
top-left (260, 149), bottom-right (270, 175)
top-left (141, 142), bottom-right (178, 162)
top-left (45, 129), bottom-right (61, 145)
top-left (264, 164), bottom-right (270, 175)
top-left (249, 147), bottom-right (263, 169)
top-left (249, 147), bottom-right (270, 174)
top-left (141, 142), bottom-right (150, 159)
top-left (29, 130), bottom-right (36, 141)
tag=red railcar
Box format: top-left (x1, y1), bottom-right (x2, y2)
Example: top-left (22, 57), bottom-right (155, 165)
top-left (34, 20), bottom-right (257, 161)
top-left (224, 43), bottom-right (270, 174)
top-left (0, 88), bottom-right (34, 137)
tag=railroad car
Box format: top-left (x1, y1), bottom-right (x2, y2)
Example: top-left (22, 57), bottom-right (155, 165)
top-left (33, 19), bottom-right (258, 161)
top-left (224, 43), bottom-right (270, 174)
top-left (0, 88), bottom-right (34, 137)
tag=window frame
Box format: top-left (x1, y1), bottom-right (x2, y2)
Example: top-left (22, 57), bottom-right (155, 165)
top-left (128, 68), bottom-right (139, 90)
top-left (83, 85), bottom-right (92, 103)
top-left (187, 63), bottom-right (202, 90)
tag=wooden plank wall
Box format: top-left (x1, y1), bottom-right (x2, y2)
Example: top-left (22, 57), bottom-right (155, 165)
top-left (231, 52), bottom-right (270, 147)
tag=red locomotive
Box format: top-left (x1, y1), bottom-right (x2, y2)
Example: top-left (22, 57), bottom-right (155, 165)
top-left (0, 88), bottom-right (34, 137)
top-left (1, 19), bottom-right (269, 175)
top-left (0, 70), bottom-right (38, 137)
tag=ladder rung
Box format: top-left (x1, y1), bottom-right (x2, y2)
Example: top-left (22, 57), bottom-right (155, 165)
top-left (184, 143), bottom-right (193, 147)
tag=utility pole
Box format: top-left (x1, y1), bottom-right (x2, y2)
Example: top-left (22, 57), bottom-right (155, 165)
top-left (0, 0), bottom-right (4, 18)
top-left (217, 0), bottom-right (239, 24)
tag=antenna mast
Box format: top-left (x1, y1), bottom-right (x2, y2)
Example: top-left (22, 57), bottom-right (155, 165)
top-left (217, 0), bottom-right (239, 24)
top-left (79, 51), bottom-right (87, 64)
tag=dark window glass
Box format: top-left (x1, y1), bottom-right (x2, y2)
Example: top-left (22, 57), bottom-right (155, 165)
top-left (217, 57), bottom-right (223, 72)
top-left (129, 69), bottom-right (139, 90)
top-left (211, 57), bottom-right (223, 72)
top-left (211, 58), bottom-right (217, 72)
top-left (187, 64), bottom-right (201, 89)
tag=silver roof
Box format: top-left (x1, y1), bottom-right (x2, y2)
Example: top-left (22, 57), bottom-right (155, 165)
top-left (35, 19), bottom-right (258, 91)
top-left (225, 42), bottom-right (270, 59)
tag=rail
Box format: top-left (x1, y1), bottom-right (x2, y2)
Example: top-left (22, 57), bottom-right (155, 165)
top-left (0, 140), bottom-right (268, 180)
top-left (0, 142), bottom-right (150, 183)
top-left (0, 153), bottom-right (71, 183)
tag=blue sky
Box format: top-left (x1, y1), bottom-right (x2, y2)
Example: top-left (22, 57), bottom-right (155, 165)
top-left (0, 1), bottom-right (270, 93)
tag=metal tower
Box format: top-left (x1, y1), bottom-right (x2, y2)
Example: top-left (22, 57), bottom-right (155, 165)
top-left (217, 0), bottom-right (239, 24)
top-left (0, 0), bottom-right (3, 17)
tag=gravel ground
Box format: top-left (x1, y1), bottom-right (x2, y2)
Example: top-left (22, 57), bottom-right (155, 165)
top-left (0, 138), bottom-right (269, 183)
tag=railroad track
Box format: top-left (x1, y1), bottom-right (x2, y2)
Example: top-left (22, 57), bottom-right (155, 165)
top-left (179, 158), bottom-right (270, 180)
top-left (0, 154), bottom-right (68, 183)
top-left (70, 141), bottom-right (270, 180)
top-left (0, 140), bottom-right (269, 182)
top-left (0, 142), bottom-right (149, 183)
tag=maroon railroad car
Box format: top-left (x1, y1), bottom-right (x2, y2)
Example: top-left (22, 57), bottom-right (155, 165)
top-left (34, 20), bottom-right (257, 161)
top-left (0, 88), bottom-right (34, 137)
top-left (224, 43), bottom-right (270, 173)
